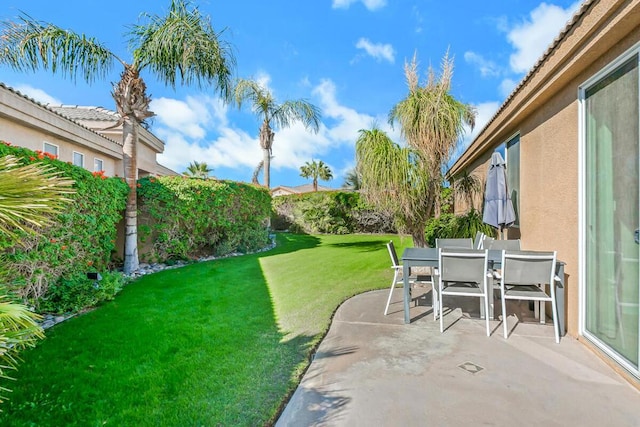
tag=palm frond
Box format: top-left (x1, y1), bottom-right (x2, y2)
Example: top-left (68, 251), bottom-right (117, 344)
top-left (130, 0), bottom-right (236, 100)
top-left (0, 14), bottom-right (116, 83)
top-left (0, 156), bottom-right (74, 241)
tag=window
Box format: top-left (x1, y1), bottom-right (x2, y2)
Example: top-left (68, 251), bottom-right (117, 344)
top-left (495, 133), bottom-right (520, 227)
top-left (43, 142), bottom-right (58, 157)
top-left (73, 152), bottom-right (84, 168)
top-left (94, 158), bottom-right (104, 172)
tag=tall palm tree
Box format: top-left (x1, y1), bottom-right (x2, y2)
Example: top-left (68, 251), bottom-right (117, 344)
top-left (356, 128), bottom-right (431, 247)
top-left (233, 78), bottom-right (321, 188)
top-left (0, 0), bottom-right (235, 274)
top-left (184, 161), bottom-right (212, 179)
top-left (342, 167), bottom-right (361, 191)
top-left (388, 52), bottom-right (476, 229)
top-left (299, 159), bottom-right (333, 191)
top-left (0, 155), bottom-right (73, 399)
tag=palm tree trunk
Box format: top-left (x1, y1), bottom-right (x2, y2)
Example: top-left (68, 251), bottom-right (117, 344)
top-left (122, 119), bottom-right (139, 274)
top-left (263, 147), bottom-right (271, 189)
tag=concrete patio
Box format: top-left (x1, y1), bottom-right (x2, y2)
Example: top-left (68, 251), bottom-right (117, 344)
top-left (276, 285), bottom-right (640, 426)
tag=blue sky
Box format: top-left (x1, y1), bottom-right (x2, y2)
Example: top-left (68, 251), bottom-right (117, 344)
top-left (0, 0), bottom-right (581, 188)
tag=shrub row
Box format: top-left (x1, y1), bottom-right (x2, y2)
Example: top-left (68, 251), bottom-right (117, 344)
top-left (0, 141), bottom-right (129, 313)
top-left (1, 142), bottom-right (272, 314)
top-left (137, 176), bottom-right (272, 262)
top-left (424, 209), bottom-right (496, 247)
top-left (271, 191), bottom-right (396, 234)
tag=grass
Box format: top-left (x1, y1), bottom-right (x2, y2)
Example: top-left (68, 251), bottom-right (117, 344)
top-left (0, 233), bottom-right (414, 426)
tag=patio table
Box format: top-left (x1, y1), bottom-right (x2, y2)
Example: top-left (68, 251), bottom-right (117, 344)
top-left (401, 247), bottom-right (566, 335)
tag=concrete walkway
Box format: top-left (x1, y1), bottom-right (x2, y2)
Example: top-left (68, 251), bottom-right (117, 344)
top-left (276, 286), bottom-right (640, 426)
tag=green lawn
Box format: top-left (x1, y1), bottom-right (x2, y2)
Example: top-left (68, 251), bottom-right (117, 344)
top-left (0, 233), bottom-right (414, 426)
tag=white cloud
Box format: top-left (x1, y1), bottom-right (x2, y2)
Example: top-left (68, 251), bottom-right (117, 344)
top-left (507, 2), bottom-right (581, 74)
top-left (151, 96), bottom-right (219, 140)
top-left (355, 38), bottom-right (395, 63)
top-left (332, 0), bottom-right (386, 11)
top-left (153, 75), bottom-right (393, 181)
top-left (499, 78), bottom-right (518, 99)
top-left (464, 51), bottom-right (501, 77)
top-left (13, 84), bottom-right (62, 105)
top-left (454, 101), bottom-right (501, 163)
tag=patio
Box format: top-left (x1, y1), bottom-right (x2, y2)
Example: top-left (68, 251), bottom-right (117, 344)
top-left (276, 285), bottom-right (640, 426)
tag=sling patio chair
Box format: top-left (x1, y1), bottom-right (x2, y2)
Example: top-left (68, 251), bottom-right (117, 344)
top-left (499, 250), bottom-right (560, 343)
top-left (435, 248), bottom-right (491, 336)
top-left (383, 241), bottom-right (433, 315)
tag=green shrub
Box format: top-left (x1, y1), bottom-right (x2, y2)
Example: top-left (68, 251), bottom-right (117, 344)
top-left (0, 141), bottom-right (129, 311)
top-left (38, 271), bottom-right (125, 314)
top-left (425, 209), bottom-right (496, 246)
top-left (271, 191), bottom-right (396, 234)
top-left (137, 176), bottom-right (271, 261)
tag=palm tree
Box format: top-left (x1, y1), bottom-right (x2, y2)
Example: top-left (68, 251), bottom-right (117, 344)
top-left (233, 78), bottom-right (321, 188)
top-left (299, 159), bottom-right (333, 191)
top-left (453, 170), bottom-right (481, 212)
top-left (388, 52), bottom-right (476, 229)
top-left (342, 167), bottom-right (361, 191)
top-left (184, 161), bottom-right (212, 179)
top-left (0, 155), bottom-right (73, 400)
top-left (356, 128), bottom-right (431, 247)
top-left (0, 0), bottom-right (235, 274)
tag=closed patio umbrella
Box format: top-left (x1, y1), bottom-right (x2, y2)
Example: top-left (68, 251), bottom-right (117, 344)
top-left (483, 152), bottom-right (516, 238)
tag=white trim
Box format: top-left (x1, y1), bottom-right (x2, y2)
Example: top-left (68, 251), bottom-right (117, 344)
top-left (42, 141), bottom-right (59, 156)
top-left (72, 151), bottom-right (84, 168)
top-left (578, 42), bottom-right (640, 379)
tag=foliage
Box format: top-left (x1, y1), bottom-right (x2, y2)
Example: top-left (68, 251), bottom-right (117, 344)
top-left (183, 161), bottom-right (213, 179)
top-left (38, 271), bottom-right (125, 314)
top-left (233, 78), bottom-right (321, 188)
top-left (137, 176), bottom-right (271, 261)
top-left (299, 159), bottom-right (333, 191)
top-left (453, 170), bottom-right (481, 211)
top-left (0, 146), bottom-right (76, 404)
top-left (342, 167), bottom-right (361, 190)
top-left (355, 128), bottom-right (431, 246)
top-left (0, 0), bottom-right (236, 274)
top-left (0, 233), bottom-right (404, 425)
top-left (385, 52), bottom-right (476, 244)
top-left (271, 191), bottom-right (396, 234)
top-left (0, 141), bottom-right (129, 311)
top-left (424, 210), bottom-right (495, 247)
top-left (440, 186), bottom-right (453, 215)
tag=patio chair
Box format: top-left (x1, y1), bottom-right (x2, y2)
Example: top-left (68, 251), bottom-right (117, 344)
top-left (473, 231), bottom-right (485, 249)
top-left (435, 248), bottom-right (491, 336)
top-left (487, 239), bottom-right (521, 250)
top-left (499, 250), bottom-right (560, 343)
top-left (384, 241), bottom-right (432, 315)
top-left (435, 238), bottom-right (473, 249)
top-left (479, 235), bottom-right (494, 249)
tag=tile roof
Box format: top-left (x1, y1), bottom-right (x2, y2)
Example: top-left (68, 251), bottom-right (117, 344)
top-left (48, 105), bottom-right (120, 122)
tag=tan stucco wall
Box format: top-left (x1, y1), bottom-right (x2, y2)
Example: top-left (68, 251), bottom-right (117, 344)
top-left (0, 114), bottom-right (121, 176)
top-left (452, 0), bottom-right (640, 340)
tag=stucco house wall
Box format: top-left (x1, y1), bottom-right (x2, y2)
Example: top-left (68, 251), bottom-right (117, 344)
top-left (449, 0), bottom-right (640, 383)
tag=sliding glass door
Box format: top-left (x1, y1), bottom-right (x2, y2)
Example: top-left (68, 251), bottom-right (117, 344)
top-left (583, 53), bottom-right (640, 375)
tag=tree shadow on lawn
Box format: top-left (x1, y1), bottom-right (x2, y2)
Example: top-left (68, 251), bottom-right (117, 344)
top-left (326, 237), bottom-right (395, 252)
top-left (0, 232), bottom-right (332, 426)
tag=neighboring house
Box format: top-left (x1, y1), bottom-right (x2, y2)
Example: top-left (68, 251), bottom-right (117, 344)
top-left (0, 82), bottom-right (177, 177)
top-left (271, 183), bottom-right (333, 197)
top-left (449, 0), bottom-right (640, 383)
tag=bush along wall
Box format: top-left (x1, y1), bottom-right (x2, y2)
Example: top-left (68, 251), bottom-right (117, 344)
top-left (271, 191), bottom-right (396, 234)
top-left (137, 176), bottom-right (272, 262)
top-left (0, 141), bottom-right (129, 314)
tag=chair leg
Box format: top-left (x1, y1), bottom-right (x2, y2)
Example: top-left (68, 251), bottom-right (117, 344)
top-left (502, 294), bottom-right (509, 339)
top-left (439, 282), bottom-right (445, 333)
top-left (432, 274), bottom-right (439, 321)
top-left (551, 293), bottom-right (560, 344)
top-left (384, 271), bottom-right (399, 315)
top-left (484, 292), bottom-right (491, 337)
